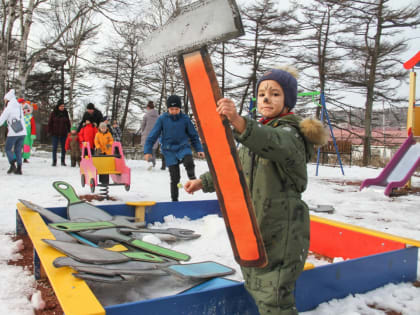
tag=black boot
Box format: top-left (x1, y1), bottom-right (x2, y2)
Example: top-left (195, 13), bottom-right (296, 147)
top-left (7, 161), bottom-right (16, 174)
top-left (170, 182), bottom-right (179, 202)
top-left (61, 161), bottom-right (67, 166)
top-left (14, 165), bottom-right (22, 175)
top-left (52, 160), bottom-right (57, 166)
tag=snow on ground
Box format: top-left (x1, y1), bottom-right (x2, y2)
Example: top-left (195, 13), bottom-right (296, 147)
top-left (0, 148), bottom-right (419, 314)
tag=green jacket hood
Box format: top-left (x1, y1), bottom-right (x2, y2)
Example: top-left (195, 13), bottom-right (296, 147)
top-left (267, 115), bottom-right (328, 162)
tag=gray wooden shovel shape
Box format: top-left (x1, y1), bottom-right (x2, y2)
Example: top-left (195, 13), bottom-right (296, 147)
top-left (49, 221), bottom-right (201, 240)
top-left (52, 181), bottom-right (190, 261)
top-left (19, 199), bottom-right (165, 263)
top-left (43, 239), bottom-right (165, 264)
top-left (138, 0), bottom-right (267, 268)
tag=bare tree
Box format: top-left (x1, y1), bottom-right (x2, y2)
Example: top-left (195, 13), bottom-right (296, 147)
top-left (49, 2), bottom-right (99, 119)
top-left (286, 0), bottom-right (351, 119)
top-left (335, 0), bottom-right (420, 165)
top-left (0, 0), bottom-right (18, 103)
top-left (225, 0), bottom-right (297, 115)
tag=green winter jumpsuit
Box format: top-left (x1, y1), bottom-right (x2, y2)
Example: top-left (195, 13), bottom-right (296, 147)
top-left (200, 115), bottom-right (314, 315)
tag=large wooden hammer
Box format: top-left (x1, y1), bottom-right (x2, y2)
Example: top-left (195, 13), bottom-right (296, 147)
top-left (139, 0), bottom-right (267, 268)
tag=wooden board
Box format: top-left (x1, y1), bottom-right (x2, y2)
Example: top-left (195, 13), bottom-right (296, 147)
top-left (179, 48), bottom-right (267, 267)
top-left (310, 214), bottom-right (420, 259)
top-left (16, 202), bottom-right (105, 315)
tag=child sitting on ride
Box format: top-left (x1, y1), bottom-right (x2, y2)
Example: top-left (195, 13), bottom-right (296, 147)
top-left (94, 122), bottom-right (114, 185)
top-left (94, 122), bottom-right (114, 155)
top-left (65, 123), bottom-right (82, 167)
top-left (79, 119), bottom-right (97, 154)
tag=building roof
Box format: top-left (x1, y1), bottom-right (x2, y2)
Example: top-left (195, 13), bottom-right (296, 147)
top-left (331, 128), bottom-right (408, 146)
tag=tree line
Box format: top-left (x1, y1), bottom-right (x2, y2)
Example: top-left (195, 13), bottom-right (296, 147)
top-left (1, 0), bottom-right (419, 165)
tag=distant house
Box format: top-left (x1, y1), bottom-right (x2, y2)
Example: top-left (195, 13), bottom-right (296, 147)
top-left (326, 127), bottom-right (409, 162)
top-left (332, 127), bottom-right (408, 147)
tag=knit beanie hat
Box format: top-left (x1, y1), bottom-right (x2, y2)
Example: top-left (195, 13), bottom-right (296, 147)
top-left (86, 103), bottom-right (95, 110)
top-left (71, 124), bottom-right (77, 131)
top-left (166, 95), bottom-right (182, 108)
top-left (255, 67), bottom-right (298, 110)
top-left (57, 99), bottom-right (64, 107)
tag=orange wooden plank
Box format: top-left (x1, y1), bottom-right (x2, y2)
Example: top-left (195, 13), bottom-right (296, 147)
top-left (309, 216), bottom-right (408, 259)
top-left (180, 49), bottom-right (266, 267)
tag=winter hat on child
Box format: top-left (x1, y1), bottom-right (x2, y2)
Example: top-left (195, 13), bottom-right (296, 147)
top-left (166, 95), bottom-right (182, 108)
top-left (99, 122), bottom-right (107, 130)
top-left (71, 124), bottom-right (77, 131)
top-left (255, 67), bottom-right (298, 110)
top-left (86, 103), bottom-right (95, 110)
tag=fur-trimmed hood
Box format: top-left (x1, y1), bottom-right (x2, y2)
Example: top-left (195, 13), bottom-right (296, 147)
top-left (274, 114), bottom-right (329, 162)
top-left (299, 117), bottom-right (329, 146)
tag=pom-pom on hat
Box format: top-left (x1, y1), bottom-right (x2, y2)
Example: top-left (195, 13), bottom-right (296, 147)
top-left (166, 95), bottom-right (182, 108)
top-left (86, 103), bottom-right (95, 110)
top-left (255, 66), bottom-right (298, 110)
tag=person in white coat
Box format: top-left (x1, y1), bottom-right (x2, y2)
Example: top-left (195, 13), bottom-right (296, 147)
top-left (0, 89), bottom-right (27, 174)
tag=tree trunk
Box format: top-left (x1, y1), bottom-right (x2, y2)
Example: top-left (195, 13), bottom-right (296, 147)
top-left (362, 0), bottom-right (383, 166)
top-left (120, 67), bottom-right (135, 133)
top-left (111, 55), bottom-right (120, 121)
top-left (0, 0), bottom-right (18, 103)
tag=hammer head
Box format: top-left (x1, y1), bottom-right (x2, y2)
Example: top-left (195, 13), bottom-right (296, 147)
top-left (139, 0), bottom-right (244, 65)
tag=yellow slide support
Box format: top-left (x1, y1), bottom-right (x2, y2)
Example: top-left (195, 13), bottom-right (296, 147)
top-left (407, 71), bottom-right (419, 136)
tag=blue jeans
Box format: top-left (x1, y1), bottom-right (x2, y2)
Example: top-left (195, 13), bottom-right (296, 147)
top-left (51, 135), bottom-right (67, 163)
top-left (5, 136), bottom-right (25, 166)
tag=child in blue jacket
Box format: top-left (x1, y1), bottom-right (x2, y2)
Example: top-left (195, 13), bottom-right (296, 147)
top-left (144, 95), bottom-right (205, 201)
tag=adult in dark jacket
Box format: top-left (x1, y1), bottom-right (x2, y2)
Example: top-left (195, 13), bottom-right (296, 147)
top-left (47, 99), bottom-right (71, 166)
top-left (184, 67), bottom-right (328, 315)
top-left (144, 95), bottom-right (205, 201)
top-left (77, 103), bottom-right (103, 132)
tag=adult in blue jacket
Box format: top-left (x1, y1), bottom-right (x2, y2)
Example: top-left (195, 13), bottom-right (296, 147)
top-left (144, 95), bottom-right (205, 201)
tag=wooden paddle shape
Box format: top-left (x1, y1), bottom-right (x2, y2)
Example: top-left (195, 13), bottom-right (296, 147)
top-left (53, 181), bottom-right (191, 261)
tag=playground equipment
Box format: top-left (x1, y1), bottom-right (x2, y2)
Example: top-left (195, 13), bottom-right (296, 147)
top-left (360, 133), bottom-right (420, 195)
top-left (80, 141), bottom-right (130, 198)
top-left (298, 91), bottom-right (345, 176)
top-left (404, 50), bottom-right (420, 137)
top-left (16, 199), bottom-right (419, 314)
top-left (360, 51), bottom-right (420, 195)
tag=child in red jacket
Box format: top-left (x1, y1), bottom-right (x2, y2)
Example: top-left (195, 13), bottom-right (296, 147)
top-left (79, 120), bottom-right (97, 154)
top-left (65, 124), bottom-right (82, 167)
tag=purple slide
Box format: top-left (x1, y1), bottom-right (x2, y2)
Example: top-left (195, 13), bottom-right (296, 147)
top-left (360, 133), bottom-right (420, 196)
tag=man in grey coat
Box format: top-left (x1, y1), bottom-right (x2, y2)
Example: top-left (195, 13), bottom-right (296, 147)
top-left (139, 101), bottom-right (159, 169)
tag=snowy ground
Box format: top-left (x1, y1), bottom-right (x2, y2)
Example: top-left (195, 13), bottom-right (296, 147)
top-left (0, 148), bottom-right (419, 314)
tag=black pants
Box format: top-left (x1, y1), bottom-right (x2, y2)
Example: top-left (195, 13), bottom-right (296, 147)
top-left (168, 155), bottom-right (196, 202)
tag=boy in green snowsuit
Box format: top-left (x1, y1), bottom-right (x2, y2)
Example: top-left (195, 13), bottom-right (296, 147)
top-left (184, 66), bottom-right (328, 314)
